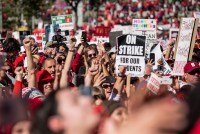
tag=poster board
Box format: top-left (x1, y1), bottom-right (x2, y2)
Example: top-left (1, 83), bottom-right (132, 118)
top-left (169, 28), bottom-right (179, 40)
top-left (173, 18), bottom-right (198, 76)
top-left (115, 34), bottom-right (146, 77)
top-left (147, 73), bottom-right (161, 95)
top-left (132, 19), bottom-right (157, 54)
top-left (51, 14), bottom-right (74, 31)
top-left (109, 31), bottom-right (123, 47)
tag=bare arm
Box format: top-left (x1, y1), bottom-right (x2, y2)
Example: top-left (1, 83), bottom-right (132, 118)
top-left (23, 38), bottom-right (36, 88)
top-left (60, 36), bottom-right (76, 88)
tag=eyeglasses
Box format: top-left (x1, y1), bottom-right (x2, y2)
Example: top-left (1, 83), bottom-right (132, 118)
top-left (188, 70), bottom-right (200, 75)
top-left (102, 84), bottom-right (113, 88)
top-left (88, 53), bottom-right (96, 58)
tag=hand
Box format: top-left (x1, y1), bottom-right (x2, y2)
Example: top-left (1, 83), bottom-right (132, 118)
top-left (168, 39), bottom-right (175, 48)
top-left (157, 58), bottom-right (163, 65)
top-left (147, 59), bottom-right (154, 67)
top-left (93, 73), bottom-right (106, 87)
top-left (69, 36), bottom-right (77, 50)
top-left (23, 38), bottom-right (32, 49)
top-left (81, 37), bottom-right (85, 45)
top-left (14, 66), bottom-right (23, 76)
top-left (118, 66), bottom-right (126, 77)
top-left (56, 64), bottom-right (62, 77)
top-left (172, 76), bottom-right (180, 91)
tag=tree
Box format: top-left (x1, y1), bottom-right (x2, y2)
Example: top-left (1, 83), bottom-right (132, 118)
top-left (65, 0), bottom-right (81, 30)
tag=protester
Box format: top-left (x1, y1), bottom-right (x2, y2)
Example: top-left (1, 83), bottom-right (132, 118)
top-left (1, 1), bottom-right (200, 134)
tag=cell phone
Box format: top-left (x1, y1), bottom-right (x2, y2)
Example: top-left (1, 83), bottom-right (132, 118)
top-left (150, 53), bottom-right (155, 65)
top-left (81, 31), bottom-right (87, 42)
top-left (65, 30), bottom-right (69, 36)
top-left (76, 75), bottom-right (85, 86)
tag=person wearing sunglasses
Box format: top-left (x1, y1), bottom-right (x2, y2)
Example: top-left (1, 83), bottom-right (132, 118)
top-left (101, 76), bottom-right (116, 100)
top-left (84, 46), bottom-right (98, 61)
top-left (183, 62), bottom-right (200, 85)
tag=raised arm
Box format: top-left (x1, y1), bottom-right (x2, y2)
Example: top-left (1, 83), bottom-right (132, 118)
top-left (60, 36), bottom-right (76, 88)
top-left (23, 38), bottom-right (36, 88)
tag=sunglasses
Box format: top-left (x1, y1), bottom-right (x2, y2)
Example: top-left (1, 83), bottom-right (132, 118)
top-left (57, 59), bottom-right (66, 65)
top-left (102, 84), bottom-right (113, 88)
top-left (88, 53), bottom-right (96, 58)
top-left (188, 70), bottom-right (200, 75)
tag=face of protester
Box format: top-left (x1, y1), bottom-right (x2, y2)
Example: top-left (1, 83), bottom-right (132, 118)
top-left (57, 55), bottom-right (66, 67)
top-left (87, 49), bottom-right (97, 60)
top-left (184, 69), bottom-right (200, 85)
top-left (143, 66), bottom-right (151, 80)
top-left (43, 81), bottom-right (54, 96)
top-left (102, 83), bottom-right (113, 100)
top-left (12, 120), bottom-right (31, 134)
top-left (54, 89), bottom-right (100, 133)
top-left (111, 107), bottom-right (127, 125)
top-left (43, 59), bottom-right (56, 78)
top-left (110, 53), bottom-right (116, 61)
top-left (59, 46), bottom-right (66, 53)
top-left (7, 51), bottom-right (18, 62)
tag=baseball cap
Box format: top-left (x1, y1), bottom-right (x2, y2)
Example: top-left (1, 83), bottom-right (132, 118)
top-left (45, 41), bottom-right (57, 48)
top-left (184, 62), bottom-right (200, 73)
top-left (36, 69), bottom-right (54, 83)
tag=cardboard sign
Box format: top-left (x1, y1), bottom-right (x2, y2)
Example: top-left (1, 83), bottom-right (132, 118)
top-left (169, 28), bottom-right (179, 40)
top-left (132, 19), bottom-right (157, 54)
top-left (109, 31), bottom-right (123, 47)
top-left (116, 34), bottom-right (146, 77)
top-left (151, 43), bottom-right (172, 75)
top-left (173, 18), bottom-right (198, 76)
top-left (32, 28), bottom-right (45, 47)
top-left (147, 73), bottom-right (161, 94)
top-left (161, 76), bottom-right (172, 85)
top-left (51, 14), bottom-right (74, 31)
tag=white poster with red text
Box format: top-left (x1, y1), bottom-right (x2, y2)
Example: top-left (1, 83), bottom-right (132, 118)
top-left (173, 18), bottom-right (195, 76)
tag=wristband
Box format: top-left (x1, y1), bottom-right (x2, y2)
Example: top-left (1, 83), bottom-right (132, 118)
top-left (69, 49), bottom-right (75, 52)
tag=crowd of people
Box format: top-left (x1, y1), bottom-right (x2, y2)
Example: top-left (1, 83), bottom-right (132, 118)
top-left (0, 0), bottom-right (200, 134)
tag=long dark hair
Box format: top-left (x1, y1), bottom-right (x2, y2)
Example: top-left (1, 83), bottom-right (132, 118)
top-left (31, 90), bottom-right (60, 134)
top-left (179, 81), bottom-right (200, 134)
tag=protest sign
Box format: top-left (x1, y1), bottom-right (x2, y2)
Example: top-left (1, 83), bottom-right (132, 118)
top-left (192, 12), bottom-right (200, 27)
top-left (33, 28), bottom-right (45, 47)
top-left (151, 43), bottom-right (172, 74)
top-left (109, 31), bottom-right (123, 47)
top-left (169, 28), bottom-right (179, 40)
top-left (173, 18), bottom-right (198, 76)
top-left (147, 73), bottom-right (161, 95)
top-left (51, 14), bottom-right (74, 31)
top-left (116, 34), bottom-right (146, 77)
top-left (132, 19), bottom-right (157, 54)
top-left (19, 31), bottom-right (31, 45)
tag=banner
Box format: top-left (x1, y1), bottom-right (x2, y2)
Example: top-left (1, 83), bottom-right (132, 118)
top-left (95, 26), bottom-right (111, 37)
top-left (173, 18), bottom-right (198, 75)
top-left (132, 19), bottom-right (157, 54)
top-left (116, 34), bottom-right (146, 77)
top-left (51, 14), bottom-right (74, 31)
